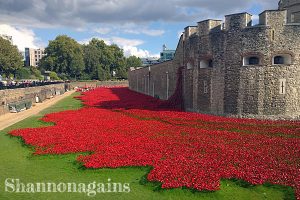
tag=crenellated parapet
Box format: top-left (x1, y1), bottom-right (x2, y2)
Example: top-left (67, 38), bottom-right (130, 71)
top-left (259, 10), bottom-right (287, 27)
top-left (224, 12), bottom-right (252, 30)
top-left (197, 19), bottom-right (222, 36)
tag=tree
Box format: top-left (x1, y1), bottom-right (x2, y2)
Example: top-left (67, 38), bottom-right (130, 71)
top-left (49, 71), bottom-right (60, 80)
top-left (30, 66), bottom-right (43, 80)
top-left (83, 38), bottom-right (124, 80)
top-left (126, 56), bottom-right (142, 69)
top-left (0, 37), bottom-right (23, 77)
top-left (40, 35), bottom-right (84, 79)
top-left (109, 44), bottom-right (126, 79)
top-left (15, 68), bottom-right (31, 79)
top-left (115, 56), bottom-right (142, 79)
top-left (83, 39), bottom-right (103, 80)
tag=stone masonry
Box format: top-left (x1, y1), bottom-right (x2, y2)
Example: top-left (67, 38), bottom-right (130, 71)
top-left (128, 0), bottom-right (300, 119)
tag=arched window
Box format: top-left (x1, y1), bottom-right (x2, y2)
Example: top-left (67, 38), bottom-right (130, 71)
top-left (273, 54), bottom-right (292, 65)
top-left (243, 56), bottom-right (260, 66)
top-left (200, 59), bottom-right (213, 68)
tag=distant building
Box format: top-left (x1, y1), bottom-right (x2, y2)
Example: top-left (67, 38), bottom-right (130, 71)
top-left (25, 48), bottom-right (46, 67)
top-left (160, 44), bottom-right (175, 62)
top-left (141, 57), bottom-right (160, 66)
top-left (0, 34), bottom-right (13, 44)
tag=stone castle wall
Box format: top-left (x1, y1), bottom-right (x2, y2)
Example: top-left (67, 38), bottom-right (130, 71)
top-left (128, 38), bottom-right (184, 100)
top-left (128, 9), bottom-right (300, 119)
top-left (0, 83), bottom-right (66, 115)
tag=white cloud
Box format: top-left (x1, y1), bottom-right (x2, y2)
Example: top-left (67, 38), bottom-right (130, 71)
top-left (124, 28), bottom-right (165, 36)
top-left (0, 24), bottom-right (42, 51)
top-left (122, 46), bottom-right (159, 58)
top-left (80, 36), bottom-right (159, 58)
top-left (144, 29), bottom-right (165, 36)
top-left (109, 37), bottom-right (144, 47)
top-left (93, 27), bottom-right (112, 34)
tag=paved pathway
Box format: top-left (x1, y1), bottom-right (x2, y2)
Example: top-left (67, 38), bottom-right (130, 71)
top-left (0, 90), bottom-right (75, 131)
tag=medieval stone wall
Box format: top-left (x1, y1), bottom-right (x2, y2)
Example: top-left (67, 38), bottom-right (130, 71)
top-left (128, 37), bottom-right (184, 100)
top-left (128, 7), bottom-right (300, 119)
top-left (0, 83), bottom-right (66, 115)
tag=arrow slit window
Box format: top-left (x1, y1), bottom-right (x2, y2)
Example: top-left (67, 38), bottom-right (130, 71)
top-left (279, 79), bottom-right (286, 95)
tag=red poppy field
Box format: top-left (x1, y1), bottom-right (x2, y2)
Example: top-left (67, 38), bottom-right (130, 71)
top-left (9, 87), bottom-right (300, 199)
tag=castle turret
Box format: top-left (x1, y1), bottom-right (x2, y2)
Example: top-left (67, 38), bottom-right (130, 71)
top-left (197, 20), bottom-right (222, 36)
top-left (224, 13), bottom-right (252, 30)
top-left (278, 0), bottom-right (300, 23)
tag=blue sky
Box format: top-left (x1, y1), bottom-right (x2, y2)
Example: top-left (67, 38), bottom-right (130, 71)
top-left (0, 0), bottom-right (278, 58)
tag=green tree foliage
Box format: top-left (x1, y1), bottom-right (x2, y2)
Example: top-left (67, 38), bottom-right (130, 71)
top-left (41, 36), bottom-right (143, 81)
top-left (126, 56), bottom-right (142, 69)
top-left (49, 71), bottom-right (60, 80)
top-left (117, 55), bottom-right (142, 79)
top-left (40, 35), bottom-right (84, 80)
top-left (83, 38), bottom-right (141, 80)
top-left (15, 68), bottom-right (31, 79)
top-left (0, 37), bottom-right (23, 77)
top-left (30, 66), bottom-right (43, 80)
top-left (83, 38), bottom-right (119, 80)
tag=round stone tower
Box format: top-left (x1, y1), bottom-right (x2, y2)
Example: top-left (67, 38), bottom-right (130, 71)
top-left (278, 0), bottom-right (300, 23)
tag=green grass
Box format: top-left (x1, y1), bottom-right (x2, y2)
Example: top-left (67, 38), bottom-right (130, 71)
top-left (0, 93), bottom-right (295, 200)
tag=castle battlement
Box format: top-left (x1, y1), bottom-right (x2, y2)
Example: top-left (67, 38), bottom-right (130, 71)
top-left (197, 19), bottom-right (222, 36)
top-left (183, 8), bottom-right (300, 40)
top-left (184, 26), bottom-right (198, 40)
top-left (259, 10), bottom-right (287, 26)
top-left (224, 12), bottom-right (252, 30)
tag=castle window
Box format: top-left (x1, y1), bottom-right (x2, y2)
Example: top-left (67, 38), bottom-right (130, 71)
top-left (208, 60), bottom-right (213, 68)
top-left (279, 79), bottom-right (286, 95)
top-left (273, 54), bottom-right (292, 65)
top-left (271, 29), bottom-right (275, 41)
top-left (243, 56), bottom-right (260, 66)
top-left (203, 80), bottom-right (208, 94)
top-left (274, 56), bottom-right (284, 64)
top-left (187, 62), bottom-right (193, 70)
top-left (291, 12), bottom-right (300, 23)
top-left (200, 59), bottom-right (213, 68)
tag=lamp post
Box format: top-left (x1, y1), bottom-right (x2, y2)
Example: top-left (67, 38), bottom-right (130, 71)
top-left (166, 71), bottom-right (169, 99)
top-left (148, 66), bottom-right (151, 95)
top-left (136, 75), bottom-right (139, 92)
top-left (144, 75), bottom-right (146, 94)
